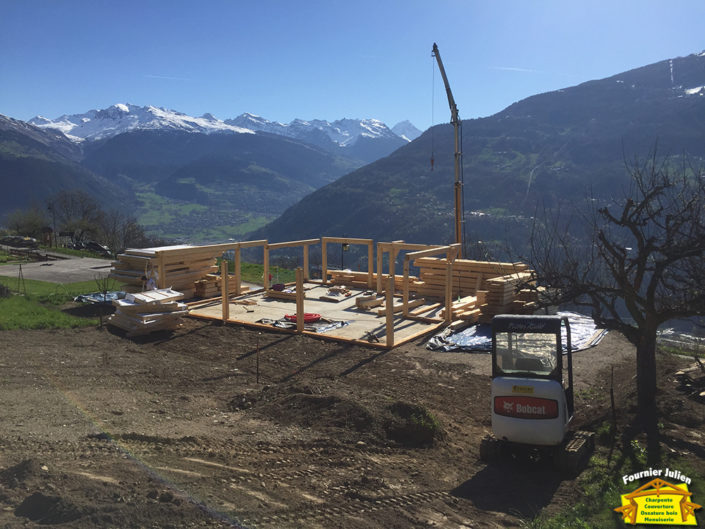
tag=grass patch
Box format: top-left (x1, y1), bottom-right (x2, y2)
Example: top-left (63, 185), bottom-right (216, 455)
top-left (216, 260), bottom-right (296, 285)
top-left (0, 277), bottom-right (126, 330)
top-left (523, 444), bottom-right (705, 528)
top-left (0, 276), bottom-right (125, 304)
top-left (0, 296), bottom-right (97, 330)
top-left (659, 344), bottom-right (705, 359)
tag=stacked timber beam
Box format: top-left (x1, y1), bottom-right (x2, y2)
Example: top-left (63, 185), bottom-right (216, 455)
top-left (110, 244), bottom-right (238, 298)
top-left (411, 257), bottom-right (536, 322)
top-left (194, 274), bottom-right (249, 298)
top-left (108, 288), bottom-right (187, 337)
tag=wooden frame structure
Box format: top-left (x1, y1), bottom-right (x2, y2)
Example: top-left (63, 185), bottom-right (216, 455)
top-left (115, 238), bottom-right (537, 350)
top-left (321, 237), bottom-right (374, 288)
top-left (264, 238), bottom-right (319, 287)
top-left (402, 243), bottom-right (461, 321)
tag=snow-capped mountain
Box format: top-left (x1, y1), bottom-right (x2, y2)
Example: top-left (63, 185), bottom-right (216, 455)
top-left (392, 120), bottom-right (422, 142)
top-left (225, 113), bottom-right (406, 147)
top-left (29, 103), bottom-right (253, 142)
top-left (29, 104), bottom-right (419, 162)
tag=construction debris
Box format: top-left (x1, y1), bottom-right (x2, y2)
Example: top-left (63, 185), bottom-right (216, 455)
top-left (108, 288), bottom-right (187, 337)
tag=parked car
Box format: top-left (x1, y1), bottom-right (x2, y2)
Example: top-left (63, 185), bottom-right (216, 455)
top-left (84, 240), bottom-right (112, 257)
top-left (0, 235), bottom-right (38, 248)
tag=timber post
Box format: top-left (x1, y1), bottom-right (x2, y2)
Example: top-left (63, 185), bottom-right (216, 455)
top-left (221, 258), bottom-right (230, 322)
top-left (386, 275), bottom-right (395, 348)
top-left (296, 267), bottom-right (304, 333)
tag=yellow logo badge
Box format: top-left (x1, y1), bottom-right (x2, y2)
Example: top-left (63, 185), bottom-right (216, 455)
top-left (511, 385), bottom-right (534, 394)
top-left (615, 478), bottom-right (701, 525)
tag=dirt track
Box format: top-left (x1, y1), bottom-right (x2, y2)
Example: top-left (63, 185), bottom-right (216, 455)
top-left (0, 318), bottom-right (702, 528)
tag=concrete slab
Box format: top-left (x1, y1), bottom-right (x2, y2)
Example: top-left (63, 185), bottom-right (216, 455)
top-left (0, 257), bottom-right (113, 284)
top-left (188, 283), bottom-right (445, 348)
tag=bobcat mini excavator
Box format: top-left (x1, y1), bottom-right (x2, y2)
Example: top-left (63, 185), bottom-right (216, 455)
top-left (480, 315), bottom-right (594, 474)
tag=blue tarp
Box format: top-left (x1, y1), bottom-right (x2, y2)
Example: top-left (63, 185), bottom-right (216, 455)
top-left (426, 311), bottom-right (607, 353)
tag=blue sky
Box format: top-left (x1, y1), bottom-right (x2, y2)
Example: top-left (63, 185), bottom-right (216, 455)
top-left (2, 0), bottom-right (704, 130)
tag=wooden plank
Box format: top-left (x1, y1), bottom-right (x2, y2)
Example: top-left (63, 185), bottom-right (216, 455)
top-left (385, 276), bottom-right (394, 348)
top-left (376, 297), bottom-right (425, 315)
top-left (221, 260), bottom-right (229, 322)
top-left (267, 238), bottom-right (320, 250)
top-left (296, 268), bottom-right (304, 333)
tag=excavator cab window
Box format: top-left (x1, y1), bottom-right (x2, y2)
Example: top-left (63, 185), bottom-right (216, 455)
top-left (491, 315), bottom-right (568, 383)
top-left (494, 331), bottom-right (560, 379)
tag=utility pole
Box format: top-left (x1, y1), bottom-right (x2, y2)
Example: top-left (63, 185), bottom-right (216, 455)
top-left (432, 42), bottom-right (463, 257)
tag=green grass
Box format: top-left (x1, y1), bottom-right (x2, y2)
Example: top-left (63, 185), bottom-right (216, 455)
top-left (523, 444), bottom-right (705, 529)
top-left (0, 295), bottom-right (98, 330)
top-left (0, 277), bottom-right (126, 330)
top-left (217, 260), bottom-right (296, 285)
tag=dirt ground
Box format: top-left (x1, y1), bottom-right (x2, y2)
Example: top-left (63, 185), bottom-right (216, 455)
top-left (0, 316), bottom-right (703, 528)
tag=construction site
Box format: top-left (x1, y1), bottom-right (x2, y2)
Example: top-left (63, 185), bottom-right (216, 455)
top-left (107, 237), bottom-right (539, 347)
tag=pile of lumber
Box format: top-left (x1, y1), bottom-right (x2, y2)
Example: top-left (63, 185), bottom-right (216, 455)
top-left (108, 288), bottom-right (188, 337)
top-left (439, 293), bottom-right (486, 323)
top-left (194, 274), bottom-right (249, 298)
top-left (478, 271), bottom-right (537, 322)
top-left (412, 258), bottom-right (529, 299)
top-left (328, 270), bottom-right (373, 288)
top-left (110, 245), bottom-right (222, 298)
top-left (408, 258), bottom-right (537, 321)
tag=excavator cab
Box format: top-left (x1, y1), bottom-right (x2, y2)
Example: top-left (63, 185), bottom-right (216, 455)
top-left (481, 315), bottom-right (592, 472)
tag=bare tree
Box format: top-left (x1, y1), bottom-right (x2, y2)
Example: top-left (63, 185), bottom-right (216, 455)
top-left (4, 206), bottom-right (47, 238)
top-left (47, 190), bottom-right (104, 242)
top-left (529, 153), bottom-right (705, 462)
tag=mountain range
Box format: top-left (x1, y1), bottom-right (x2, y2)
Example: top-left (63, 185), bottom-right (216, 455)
top-left (2, 107), bottom-right (420, 239)
top-left (3, 51), bottom-right (704, 252)
top-left (253, 51), bottom-right (705, 259)
top-left (29, 104), bottom-right (420, 164)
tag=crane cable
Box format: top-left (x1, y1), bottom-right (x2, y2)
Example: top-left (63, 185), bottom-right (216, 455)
top-left (459, 118), bottom-right (468, 256)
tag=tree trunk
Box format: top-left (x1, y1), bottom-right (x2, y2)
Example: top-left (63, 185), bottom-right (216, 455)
top-left (636, 326), bottom-right (660, 463)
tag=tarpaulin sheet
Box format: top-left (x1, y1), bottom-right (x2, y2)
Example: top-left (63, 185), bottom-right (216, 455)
top-left (74, 291), bottom-right (126, 305)
top-left (426, 311), bottom-right (607, 353)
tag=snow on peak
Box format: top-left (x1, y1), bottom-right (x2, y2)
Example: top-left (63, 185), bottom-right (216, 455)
top-left (27, 104), bottom-right (417, 148)
top-left (392, 120), bottom-right (422, 142)
top-left (28, 104), bottom-right (254, 142)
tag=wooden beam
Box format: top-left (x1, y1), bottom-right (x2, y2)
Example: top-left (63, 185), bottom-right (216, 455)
top-left (367, 240), bottom-right (374, 288)
top-left (385, 275), bottom-right (395, 348)
top-left (376, 243), bottom-right (384, 294)
top-left (402, 258), bottom-right (410, 316)
top-left (296, 267), bottom-right (304, 333)
top-left (263, 245), bottom-right (270, 290)
top-left (407, 243), bottom-right (460, 261)
top-left (321, 236), bottom-right (373, 245)
top-left (303, 245), bottom-right (310, 281)
top-left (221, 259), bottom-right (229, 322)
top-left (234, 246), bottom-right (241, 296)
top-left (266, 238), bottom-right (320, 250)
top-left (445, 261), bottom-right (453, 323)
top-left (321, 239), bottom-right (328, 285)
top-left (157, 252), bottom-right (166, 289)
top-left (237, 239), bottom-right (268, 249)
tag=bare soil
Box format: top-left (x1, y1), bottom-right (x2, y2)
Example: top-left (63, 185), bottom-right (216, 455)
top-left (0, 318), bottom-right (703, 528)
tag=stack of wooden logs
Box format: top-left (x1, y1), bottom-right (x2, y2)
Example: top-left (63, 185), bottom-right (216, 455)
top-left (194, 274), bottom-right (248, 298)
top-left (110, 245), bottom-right (221, 298)
top-left (413, 258), bottom-right (536, 323)
top-left (108, 288), bottom-right (188, 337)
